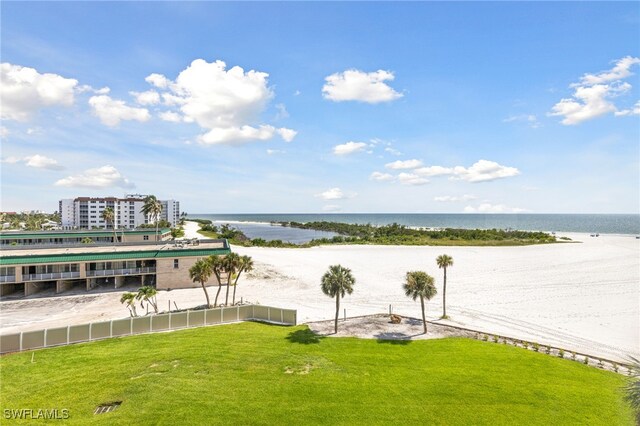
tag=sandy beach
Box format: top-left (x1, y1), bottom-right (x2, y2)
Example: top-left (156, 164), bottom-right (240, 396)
top-left (1, 221), bottom-right (638, 363)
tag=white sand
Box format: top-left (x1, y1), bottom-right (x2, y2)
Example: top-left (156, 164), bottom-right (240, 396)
top-left (2, 223), bottom-right (638, 363)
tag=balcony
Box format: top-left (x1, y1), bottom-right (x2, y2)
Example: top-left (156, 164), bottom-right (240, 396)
top-left (86, 267), bottom-right (156, 277)
top-left (0, 276), bottom-right (16, 283)
top-left (24, 272), bottom-right (81, 281)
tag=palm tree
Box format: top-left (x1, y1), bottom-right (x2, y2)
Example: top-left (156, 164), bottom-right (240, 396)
top-left (189, 259), bottom-right (213, 308)
top-left (436, 254), bottom-right (454, 319)
top-left (142, 195), bottom-right (163, 241)
top-left (120, 292), bottom-right (138, 317)
top-left (232, 255), bottom-right (253, 305)
top-left (136, 285), bottom-right (158, 314)
top-left (321, 265), bottom-right (356, 334)
top-left (101, 207), bottom-right (117, 244)
top-left (403, 271), bottom-right (437, 334)
top-left (222, 253), bottom-right (243, 306)
top-left (625, 356), bottom-right (640, 424)
top-left (208, 255), bottom-right (226, 307)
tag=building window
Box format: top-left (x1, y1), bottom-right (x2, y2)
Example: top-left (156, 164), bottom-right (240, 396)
top-left (173, 259), bottom-right (179, 269)
top-left (143, 235), bottom-right (149, 241)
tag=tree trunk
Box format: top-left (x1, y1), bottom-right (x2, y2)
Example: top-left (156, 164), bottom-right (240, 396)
top-left (420, 295), bottom-right (427, 334)
top-left (225, 279), bottom-right (231, 306)
top-left (214, 284), bottom-right (222, 308)
top-left (442, 267), bottom-right (447, 318)
top-left (232, 284), bottom-right (237, 305)
top-left (334, 293), bottom-right (340, 334)
top-left (201, 281), bottom-right (211, 308)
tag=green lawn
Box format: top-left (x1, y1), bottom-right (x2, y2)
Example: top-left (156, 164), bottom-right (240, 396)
top-left (0, 322), bottom-right (633, 425)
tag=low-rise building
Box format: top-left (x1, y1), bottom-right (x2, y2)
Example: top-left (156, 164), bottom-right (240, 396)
top-left (1, 229), bottom-right (172, 247)
top-left (0, 239), bottom-right (231, 297)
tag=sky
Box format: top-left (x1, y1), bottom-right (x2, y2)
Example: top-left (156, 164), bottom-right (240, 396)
top-left (1, 2), bottom-right (639, 214)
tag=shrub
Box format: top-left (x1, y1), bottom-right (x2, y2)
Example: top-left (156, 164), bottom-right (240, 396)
top-left (523, 341), bottom-right (529, 350)
top-left (597, 360), bottom-right (604, 369)
top-left (613, 363), bottom-right (619, 373)
top-left (482, 334), bottom-right (489, 342)
top-left (545, 346), bottom-right (551, 355)
top-left (533, 343), bottom-right (540, 352)
top-left (583, 356), bottom-right (589, 365)
top-left (558, 349), bottom-right (565, 358)
top-left (493, 335), bottom-right (499, 343)
top-left (571, 351), bottom-right (576, 361)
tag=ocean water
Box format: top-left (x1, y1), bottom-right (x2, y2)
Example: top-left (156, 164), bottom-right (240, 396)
top-left (189, 214), bottom-right (640, 242)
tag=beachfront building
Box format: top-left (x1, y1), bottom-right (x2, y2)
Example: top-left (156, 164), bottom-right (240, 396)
top-left (0, 239), bottom-right (230, 298)
top-left (0, 229), bottom-right (172, 247)
top-left (59, 195), bottom-right (181, 229)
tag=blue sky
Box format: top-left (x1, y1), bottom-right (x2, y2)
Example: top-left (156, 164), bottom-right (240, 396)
top-left (1, 2), bottom-right (638, 214)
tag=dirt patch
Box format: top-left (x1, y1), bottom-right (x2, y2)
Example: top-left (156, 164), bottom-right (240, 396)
top-left (307, 314), bottom-right (476, 341)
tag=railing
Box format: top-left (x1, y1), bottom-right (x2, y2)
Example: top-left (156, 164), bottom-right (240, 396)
top-left (86, 267), bottom-right (156, 277)
top-left (0, 276), bottom-right (16, 283)
top-left (24, 272), bottom-right (81, 281)
top-left (0, 305), bottom-right (297, 354)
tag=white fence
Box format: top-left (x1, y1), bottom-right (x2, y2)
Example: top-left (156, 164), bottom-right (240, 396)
top-left (0, 305), bottom-right (296, 354)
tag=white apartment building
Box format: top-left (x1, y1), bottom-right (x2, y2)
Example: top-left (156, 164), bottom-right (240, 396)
top-left (59, 195), bottom-right (180, 229)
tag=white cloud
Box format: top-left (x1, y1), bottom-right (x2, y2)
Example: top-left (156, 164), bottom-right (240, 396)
top-left (158, 111), bottom-right (182, 122)
top-left (23, 154), bottom-right (64, 170)
top-left (145, 59), bottom-right (295, 145)
top-left (55, 165), bottom-right (134, 189)
top-left (398, 173), bottom-right (429, 186)
top-left (385, 159), bottom-right (423, 170)
top-left (464, 203), bottom-right (526, 213)
top-left (549, 56), bottom-right (640, 125)
top-left (0, 63), bottom-right (78, 121)
top-left (322, 205), bottom-right (342, 212)
top-left (315, 187), bottom-right (355, 200)
top-left (197, 125), bottom-right (296, 146)
top-left (145, 73), bottom-right (171, 89)
top-left (615, 100), bottom-right (640, 116)
top-left (414, 166), bottom-right (455, 177)
top-left (1, 156), bottom-right (20, 164)
top-left (130, 90), bottom-right (160, 106)
top-left (452, 160), bottom-right (520, 183)
top-left (88, 95), bottom-right (151, 127)
top-left (275, 103), bottom-right (289, 120)
top-left (434, 195), bottom-right (477, 202)
top-left (266, 149), bottom-right (285, 155)
top-left (0, 126), bottom-right (8, 138)
top-left (384, 147), bottom-right (402, 156)
top-left (578, 56), bottom-right (640, 86)
top-left (503, 114), bottom-right (540, 128)
top-left (333, 141), bottom-right (368, 155)
top-left (322, 69), bottom-right (403, 103)
top-left (369, 171), bottom-right (395, 182)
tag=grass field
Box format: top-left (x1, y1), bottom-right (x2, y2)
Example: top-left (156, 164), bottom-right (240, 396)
top-left (0, 322), bottom-right (633, 425)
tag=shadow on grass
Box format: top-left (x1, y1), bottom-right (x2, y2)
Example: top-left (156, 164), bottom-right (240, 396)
top-left (375, 332), bottom-right (413, 345)
top-left (286, 329), bottom-right (324, 344)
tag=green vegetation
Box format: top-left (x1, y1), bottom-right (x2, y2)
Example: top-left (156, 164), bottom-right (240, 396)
top-left (170, 227), bottom-right (185, 239)
top-left (140, 195), bottom-right (163, 241)
top-left (320, 265), bottom-right (356, 333)
top-left (0, 322), bottom-right (633, 425)
top-left (436, 254), bottom-right (454, 318)
top-left (626, 356), bottom-right (640, 423)
top-left (403, 271), bottom-right (437, 333)
top-left (0, 211), bottom-right (60, 231)
top-left (188, 253), bottom-right (254, 308)
top-left (194, 220), bottom-right (560, 248)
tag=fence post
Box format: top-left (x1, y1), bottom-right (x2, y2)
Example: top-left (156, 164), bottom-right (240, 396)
top-left (204, 308), bottom-right (207, 324)
top-left (67, 325), bottom-right (70, 345)
top-left (252, 304), bottom-right (255, 320)
top-left (221, 307), bottom-right (223, 323)
top-left (20, 332), bottom-right (23, 351)
top-left (237, 306), bottom-right (239, 322)
top-left (169, 312), bottom-right (172, 330)
top-left (281, 309), bottom-right (283, 324)
top-left (268, 307), bottom-right (271, 322)
top-left (150, 315), bottom-right (153, 331)
top-left (44, 328), bottom-right (48, 348)
top-left (130, 318), bottom-right (133, 335)
top-left (89, 323), bottom-right (92, 341)
top-left (110, 320), bottom-right (113, 338)
top-left (187, 310), bottom-right (190, 327)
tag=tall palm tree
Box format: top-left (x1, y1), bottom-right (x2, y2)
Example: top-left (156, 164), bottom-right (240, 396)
top-left (232, 255), bottom-right (253, 305)
top-left (436, 254), bottom-right (454, 319)
top-left (189, 259), bottom-right (213, 308)
top-left (208, 255), bottom-right (226, 307)
top-left (142, 195), bottom-right (163, 241)
top-left (120, 292), bottom-right (138, 317)
top-left (136, 285), bottom-right (158, 314)
top-left (403, 271), bottom-right (437, 334)
top-left (626, 356), bottom-right (640, 424)
top-left (222, 253), bottom-right (241, 306)
top-left (101, 207), bottom-right (117, 244)
top-left (321, 265), bottom-right (356, 334)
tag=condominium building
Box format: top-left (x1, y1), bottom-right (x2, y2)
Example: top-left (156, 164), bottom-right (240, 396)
top-left (59, 195), bottom-right (181, 229)
top-left (0, 239), bottom-right (230, 297)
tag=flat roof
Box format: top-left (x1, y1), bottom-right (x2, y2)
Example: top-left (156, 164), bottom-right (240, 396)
top-left (0, 240), bottom-right (230, 265)
top-left (0, 229), bottom-right (172, 240)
